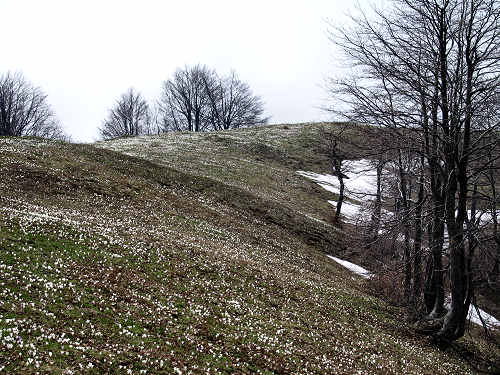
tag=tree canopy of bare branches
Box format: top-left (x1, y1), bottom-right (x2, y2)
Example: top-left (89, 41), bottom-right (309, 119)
top-left (0, 72), bottom-right (66, 140)
top-left (327, 0), bottom-right (500, 342)
top-left (159, 65), bottom-right (268, 132)
top-left (205, 71), bottom-right (269, 130)
top-left (99, 88), bottom-right (152, 140)
top-left (159, 65), bottom-right (211, 133)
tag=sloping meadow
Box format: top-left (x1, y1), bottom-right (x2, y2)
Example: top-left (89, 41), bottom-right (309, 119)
top-left (0, 133), bottom-right (494, 374)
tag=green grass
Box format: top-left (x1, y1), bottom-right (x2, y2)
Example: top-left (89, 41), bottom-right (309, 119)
top-left (0, 129), bottom-right (498, 374)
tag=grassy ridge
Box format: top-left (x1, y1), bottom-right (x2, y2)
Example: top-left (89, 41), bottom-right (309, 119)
top-left (0, 130), bottom-right (497, 374)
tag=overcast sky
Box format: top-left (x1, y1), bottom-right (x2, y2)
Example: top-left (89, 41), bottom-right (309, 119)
top-left (0, 0), bottom-right (371, 142)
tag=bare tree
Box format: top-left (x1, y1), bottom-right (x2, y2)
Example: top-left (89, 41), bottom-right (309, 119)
top-left (99, 88), bottom-right (151, 140)
top-left (0, 72), bottom-right (66, 140)
top-left (159, 65), bottom-right (269, 132)
top-left (318, 124), bottom-right (351, 222)
top-left (327, 0), bottom-right (500, 342)
top-left (204, 71), bottom-right (269, 130)
top-left (159, 65), bottom-right (213, 132)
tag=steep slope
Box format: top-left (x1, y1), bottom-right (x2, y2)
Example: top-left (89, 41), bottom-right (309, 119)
top-left (97, 124), bottom-right (335, 229)
top-left (0, 131), bottom-right (496, 374)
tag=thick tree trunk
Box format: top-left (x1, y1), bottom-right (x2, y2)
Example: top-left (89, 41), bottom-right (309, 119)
top-left (438, 165), bottom-right (467, 340)
top-left (422, 53), bottom-right (446, 318)
top-left (411, 157), bottom-right (425, 315)
top-left (491, 257), bottom-right (500, 287)
top-left (369, 162), bottom-right (384, 242)
top-left (398, 150), bottom-right (412, 304)
top-left (424, 201), bottom-right (446, 318)
top-left (489, 170), bottom-right (500, 286)
top-left (195, 111), bottom-right (200, 132)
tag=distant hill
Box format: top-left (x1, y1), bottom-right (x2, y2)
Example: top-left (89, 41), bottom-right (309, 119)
top-left (0, 124), bottom-right (497, 374)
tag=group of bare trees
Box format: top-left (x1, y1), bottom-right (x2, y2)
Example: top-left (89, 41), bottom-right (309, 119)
top-left (159, 66), bottom-right (268, 132)
top-left (328, 0), bottom-right (500, 342)
top-left (0, 72), bottom-right (66, 140)
top-left (99, 65), bottom-right (268, 140)
top-left (0, 65), bottom-right (267, 141)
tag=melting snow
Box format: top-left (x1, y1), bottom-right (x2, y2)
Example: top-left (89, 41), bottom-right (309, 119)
top-left (298, 160), bottom-right (500, 226)
top-left (297, 160), bottom-right (500, 330)
top-left (328, 255), bottom-right (500, 329)
top-left (467, 304), bottom-right (500, 329)
top-left (297, 159), bottom-right (378, 199)
top-left (326, 255), bottom-right (372, 279)
top-left (296, 171), bottom-right (342, 195)
top-left (327, 200), bottom-right (365, 221)
top-left (297, 159), bottom-right (378, 223)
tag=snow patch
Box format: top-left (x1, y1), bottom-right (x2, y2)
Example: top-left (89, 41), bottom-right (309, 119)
top-left (468, 305), bottom-right (500, 329)
top-left (297, 159), bottom-right (378, 199)
top-left (329, 254), bottom-right (500, 330)
top-left (326, 255), bottom-right (372, 279)
top-left (443, 299), bottom-right (500, 330)
top-left (301, 160), bottom-right (500, 329)
top-left (297, 159), bottom-right (379, 223)
top-left (327, 200), bottom-right (364, 221)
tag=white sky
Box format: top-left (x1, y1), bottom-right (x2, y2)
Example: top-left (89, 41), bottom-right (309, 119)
top-left (0, 0), bottom-right (368, 142)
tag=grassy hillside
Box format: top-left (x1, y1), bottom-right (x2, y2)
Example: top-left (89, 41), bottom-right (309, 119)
top-left (97, 123), bottom-right (335, 228)
top-left (0, 125), bottom-right (497, 374)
